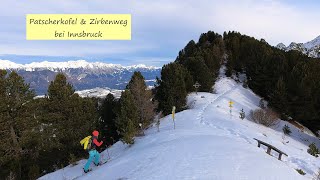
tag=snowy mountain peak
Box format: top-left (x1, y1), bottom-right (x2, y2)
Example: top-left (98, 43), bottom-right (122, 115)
top-left (276, 43), bottom-right (286, 51)
top-left (0, 59), bottom-right (24, 69)
top-left (275, 35), bottom-right (320, 58)
top-left (304, 35), bottom-right (320, 49)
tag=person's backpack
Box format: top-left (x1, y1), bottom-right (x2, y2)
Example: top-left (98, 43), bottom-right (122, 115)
top-left (80, 136), bottom-right (92, 150)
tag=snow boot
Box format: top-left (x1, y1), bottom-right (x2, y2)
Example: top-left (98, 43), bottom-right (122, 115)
top-left (83, 168), bottom-right (92, 173)
top-left (94, 162), bottom-right (101, 166)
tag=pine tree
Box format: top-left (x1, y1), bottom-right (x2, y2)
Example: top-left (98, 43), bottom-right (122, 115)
top-left (307, 143), bottom-right (319, 157)
top-left (184, 57), bottom-right (214, 92)
top-left (225, 35), bottom-right (240, 76)
top-left (99, 94), bottom-right (120, 146)
top-left (43, 73), bottom-right (96, 169)
top-left (282, 125), bottom-right (292, 135)
top-left (0, 70), bottom-right (36, 179)
top-left (47, 73), bottom-right (74, 100)
top-left (269, 77), bottom-right (288, 113)
top-left (116, 90), bottom-right (139, 144)
top-left (183, 69), bottom-right (194, 93)
top-left (155, 63), bottom-right (188, 115)
top-left (126, 71), bottom-right (157, 130)
top-left (223, 31), bottom-right (320, 134)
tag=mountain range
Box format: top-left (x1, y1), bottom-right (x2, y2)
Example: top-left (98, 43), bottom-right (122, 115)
top-left (276, 35), bottom-right (320, 58)
top-left (0, 60), bottom-right (161, 95)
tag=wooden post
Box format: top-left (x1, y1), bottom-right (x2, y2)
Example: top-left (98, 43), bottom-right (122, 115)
top-left (193, 82), bottom-right (201, 95)
top-left (157, 120), bottom-right (160, 132)
top-left (267, 147), bottom-right (271, 155)
top-left (229, 100), bottom-right (234, 117)
top-left (172, 106), bottom-right (176, 130)
top-left (139, 123), bottom-right (144, 135)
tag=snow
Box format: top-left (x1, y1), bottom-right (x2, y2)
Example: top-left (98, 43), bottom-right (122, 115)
top-left (0, 60), bottom-right (160, 71)
top-left (34, 87), bottom-right (123, 99)
top-left (276, 35), bottom-right (320, 58)
top-left (304, 35), bottom-right (320, 50)
top-left (39, 66), bottom-right (320, 180)
top-left (75, 87), bottom-right (122, 98)
top-left (0, 59), bottom-right (24, 69)
top-left (276, 43), bottom-right (286, 51)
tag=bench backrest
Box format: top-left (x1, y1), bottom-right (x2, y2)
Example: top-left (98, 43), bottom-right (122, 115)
top-left (253, 138), bottom-right (287, 156)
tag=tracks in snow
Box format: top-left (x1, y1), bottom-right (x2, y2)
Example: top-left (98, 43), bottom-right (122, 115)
top-left (196, 84), bottom-right (252, 145)
top-left (197, 85), bottom-right (238, 125)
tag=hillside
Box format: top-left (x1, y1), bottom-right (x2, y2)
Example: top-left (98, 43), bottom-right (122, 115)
top-left (39, 66), bottom-right (320, 180)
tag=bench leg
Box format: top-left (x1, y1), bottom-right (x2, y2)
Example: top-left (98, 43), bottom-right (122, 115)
top-left (266, 147), bottom-right (271, 155)
top-left (278, 153), bottom-right (282, 160)
top-left (258, 142), bottom-right (260, 148)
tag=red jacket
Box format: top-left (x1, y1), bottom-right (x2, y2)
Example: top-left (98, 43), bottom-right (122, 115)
top-left (90, 136), bottom-right (103, 150)
top-left (93, 138), bottom-right (103, 147)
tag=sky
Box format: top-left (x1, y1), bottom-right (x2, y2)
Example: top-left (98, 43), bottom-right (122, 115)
top-left (0, 0), bottom-right (319, 66)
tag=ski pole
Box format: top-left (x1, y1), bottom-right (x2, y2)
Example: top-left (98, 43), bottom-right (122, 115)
top-left (106, 146), bottom-right (111, 159)
top-left (100, 152), bottom-right (104, 163)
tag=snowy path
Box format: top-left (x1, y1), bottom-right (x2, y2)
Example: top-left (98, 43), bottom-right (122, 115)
top-left (40, 76), bottom-right (319, 180)
top-left (197, 84), bottom-right (239, 125)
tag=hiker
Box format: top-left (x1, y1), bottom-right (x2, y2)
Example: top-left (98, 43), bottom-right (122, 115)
top-left (82, 130), bottom-right (103, 173)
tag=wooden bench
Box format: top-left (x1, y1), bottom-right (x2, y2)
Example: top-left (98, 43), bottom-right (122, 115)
top-left (253, 138), bottom-right (288, 160)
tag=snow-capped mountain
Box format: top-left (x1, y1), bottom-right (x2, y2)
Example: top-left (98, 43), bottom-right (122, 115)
top-left (276, 35), bottom-right (320, 58)
top-left (75, 87), bottom-right (123, 98)
top-left (0, 60), bottom-right (161, 95)
top-left (0, 60), bottom-right (159, 71)
top-left (276, 43), bottom-right (286, 51)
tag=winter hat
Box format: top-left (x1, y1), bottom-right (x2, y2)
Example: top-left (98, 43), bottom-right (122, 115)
top-left (92, 130), bottom-right (99, 136)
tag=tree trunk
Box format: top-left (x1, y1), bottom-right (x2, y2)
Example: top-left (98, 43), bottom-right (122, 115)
top-left (10, 125), bottom-right (22, 154)
top-left (10, 125), bottom-right (22, 179)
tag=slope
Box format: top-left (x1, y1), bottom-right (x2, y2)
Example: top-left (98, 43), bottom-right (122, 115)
top-left (39, 67), bottom-right (320, 180)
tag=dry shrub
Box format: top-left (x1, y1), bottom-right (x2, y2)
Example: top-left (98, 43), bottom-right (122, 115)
top-left (250, 108), bottom-right (279, 127)
top-left (296, 169), bottom-right (306, 175)
top-left (308, 143), bottom-right (319, 157)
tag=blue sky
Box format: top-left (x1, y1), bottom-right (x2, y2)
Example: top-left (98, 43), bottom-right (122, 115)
top-left (0, 0), bottom-right (319, 66)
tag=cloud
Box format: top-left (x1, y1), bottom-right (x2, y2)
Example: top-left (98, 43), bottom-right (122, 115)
top-left (0, 0), bottom-right (319, 65)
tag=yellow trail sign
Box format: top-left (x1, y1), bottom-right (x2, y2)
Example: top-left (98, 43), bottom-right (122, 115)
top-left (229, 100), bottom-right (234, 107)
top-left (172, 106), bottom-right (176, 129)
top-left (172, 106), bottom-right (176, 120)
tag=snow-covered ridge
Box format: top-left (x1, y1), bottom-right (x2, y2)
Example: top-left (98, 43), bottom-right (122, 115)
top-left (0, 60), bottom-right (161, 71)
top-left (276, 35), bottom-right (320, 58)
top-left (304, 35), bottom-right (320, 49)
top-left (39, 66), bottom-right (320, 180)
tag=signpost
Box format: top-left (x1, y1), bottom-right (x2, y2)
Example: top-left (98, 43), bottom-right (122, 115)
top-left (172, 106), bottom-right (176, 129)
top-left (229, 100), bottom-right (234, 116)
top-left (139, 123), bottom-right (144, 135)
top-left (193, 82), bottom-right (201, 95)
